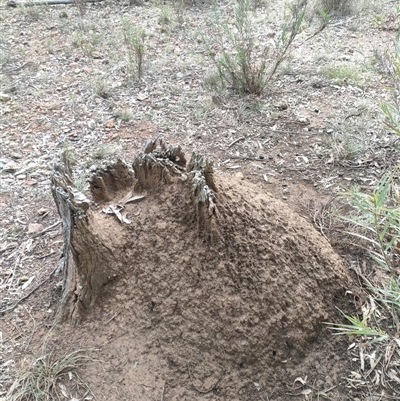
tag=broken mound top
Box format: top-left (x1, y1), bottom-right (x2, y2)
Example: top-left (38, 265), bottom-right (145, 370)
top-left (51, 139), bottom-right (350, 364)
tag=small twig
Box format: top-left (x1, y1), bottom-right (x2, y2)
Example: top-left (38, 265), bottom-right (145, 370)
top-left (227, 136), bottom-right (245, 149)
top-left (187, 364), bottom-right (225, 394)
top-left (364, 354), bottom-right (383, 379)
top-left (5, 62), bottom-right (32, 73)
top-left (225, 153), bottom-right (266, 162)
top-left (105, 312), bottom-right (120, 325)
top-left (0, 265), bottom-right (59, 316)
top-left (31, 220), bottom-right (61, 238)
top-left (161, 384), bottom-right (165, 401)
top-left (24, 305), bottom-right (36, 350)
top-left (36, 250), bottom-right (56, 259)
top-left (7, 0), bottom-right (104, 6)
top-left (7, 255), bottom-right (20, 293)
top-left (344, 108), bottom-right (366, 121)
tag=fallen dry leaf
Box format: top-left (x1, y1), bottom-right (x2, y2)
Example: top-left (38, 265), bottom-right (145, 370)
top-left (27, 223), bottom-right (44, 234)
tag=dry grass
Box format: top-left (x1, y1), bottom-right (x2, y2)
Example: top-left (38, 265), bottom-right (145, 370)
top-left (6, 349), bottom-right (95, 401)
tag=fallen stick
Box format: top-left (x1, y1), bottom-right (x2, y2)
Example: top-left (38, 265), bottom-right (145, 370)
top-left (31, 220), bottom-right (61, 238)
top-left (0, 265), bottom-right (59, 316)
top-left (227, 136), bottom-right (245, 149)
top-left (7, 0), bottom-right (104, 7)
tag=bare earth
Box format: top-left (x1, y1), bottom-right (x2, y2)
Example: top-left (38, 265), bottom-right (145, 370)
top-left (1, 0), bottom-right (400, 400)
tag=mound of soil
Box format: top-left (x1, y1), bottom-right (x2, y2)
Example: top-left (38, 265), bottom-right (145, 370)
top-left (49, 140), bottom-right (353, 400)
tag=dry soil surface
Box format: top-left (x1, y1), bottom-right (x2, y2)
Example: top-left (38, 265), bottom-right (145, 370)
top-left (1, 0), bottom-right (400, 400)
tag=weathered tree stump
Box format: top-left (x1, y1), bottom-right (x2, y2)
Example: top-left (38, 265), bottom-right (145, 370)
top-left (51, 139), bottom-right (217, 323)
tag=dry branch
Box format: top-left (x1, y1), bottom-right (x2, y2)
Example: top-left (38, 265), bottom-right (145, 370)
top-left (7, 0), bottom-right (104, 7)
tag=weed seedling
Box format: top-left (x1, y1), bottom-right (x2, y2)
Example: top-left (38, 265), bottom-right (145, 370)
top-left (122, 16), bottom-right (145, 80)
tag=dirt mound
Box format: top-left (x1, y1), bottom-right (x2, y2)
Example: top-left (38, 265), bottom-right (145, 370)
top-left (49, 140), bottom-right (353, 399)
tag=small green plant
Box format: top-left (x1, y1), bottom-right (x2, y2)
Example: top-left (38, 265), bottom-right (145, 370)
top-left (236, 99), bottom-right (264, 121)
top-left (159, 4), bottom-right (173, 29)
top-left (0, 49), bottom-right (11, 67)
top-left (71, 30), bottom-right (98, 57)
top-left (325, 308), bottom-right (389, 343)
top-left (203, 70), bottom-right (224, 92)
top-left (204, 0), bottom-right (307, 95)
top-left (122, 16), bottom-right (145, 80)
top-left (72, 30), bottom-right (83, 48)
top-left (326, 172), bottom-right (400, 344)
top-left (373, 277), bottom-right (400, 311)
top-left (326, 130), bottom-right (368, 161)
top-left (374, 13), bottom-right (385, 28)
top-left (173, 0), bottom-right (186, 28)
top-left (91, 77), bottom-right (112, 99)
top-left (92, 145), bottom-right (117, 160)
top-left (74, 173), bottom-right (87, 193)
top-left (122, 16), bottom-right (145, 79)
top-left (73, 0), bottom-right (87, 16)
top-left (322, 64), bottom-right (363, 86)
top-left (380, 32), bottom-right (400, 136)
top-left (63, 146), bottom-right (78, 166)
top-left (6, 349), bottom-right (94, 401)
top-left (114, 107), bottom-right (134, 122)
top-left (340, 172), bottom-right (400, 272)
top-left (46, 38), bottom-right (55, 55)
top-left (16, 4), bottom-right (44, 21)
top-left (315, 0), bottom-right (354, 17)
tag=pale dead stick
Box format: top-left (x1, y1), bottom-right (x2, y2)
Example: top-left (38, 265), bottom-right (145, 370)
top-left (0, 265), bottom-right (59, 316)
top-left (105, 312), bottom-right (120, 325)
top-left (7, 255), bottom-right (20, 292)
top-left (24, 305), bottom-right (36, 350)
top-left (227, 136), bottom-right (245, 149)
top-left (36, 250), bottom-right (56, 259)
top-left (364, 354), bottom-right (383, 379)
top-left (7, 0), bottom-right (104, 6)
top-left (31, 220), bottom-right (61, 238)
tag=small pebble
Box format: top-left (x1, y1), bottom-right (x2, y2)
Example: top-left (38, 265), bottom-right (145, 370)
top-left (235, 172), bottom-right (244, 180)
top-left (259, 155), bottom-right (265, 160)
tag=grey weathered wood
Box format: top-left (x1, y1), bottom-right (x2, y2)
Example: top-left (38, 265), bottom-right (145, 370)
top-left (51, 155), bottom-right (120, 324)
top-left (7, 0), bottom-right (104, 7)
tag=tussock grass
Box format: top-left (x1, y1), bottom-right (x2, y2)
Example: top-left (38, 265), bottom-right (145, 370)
top-left (322, 64), bottom-right (364, 86)
top-left (327, 171), bottom-right (400, 342)
top-left (6, 349), bottom-right (95, 401)
top-left (316, 0), bottom-right (354, 16)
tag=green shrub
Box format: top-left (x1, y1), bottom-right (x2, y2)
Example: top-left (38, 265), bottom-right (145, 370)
top-left (203, 0), bottom-right (307, 95)
top-left (380, 33), bottom-right (400, 136)
top-left (122, 16), bottom-right (145, 80)
top-left (315, 0), bottom-right (354, 16)
top-left (327, 172), bottom-right (400, 341)
top-left (340, 172), bottom-right (400, 272)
